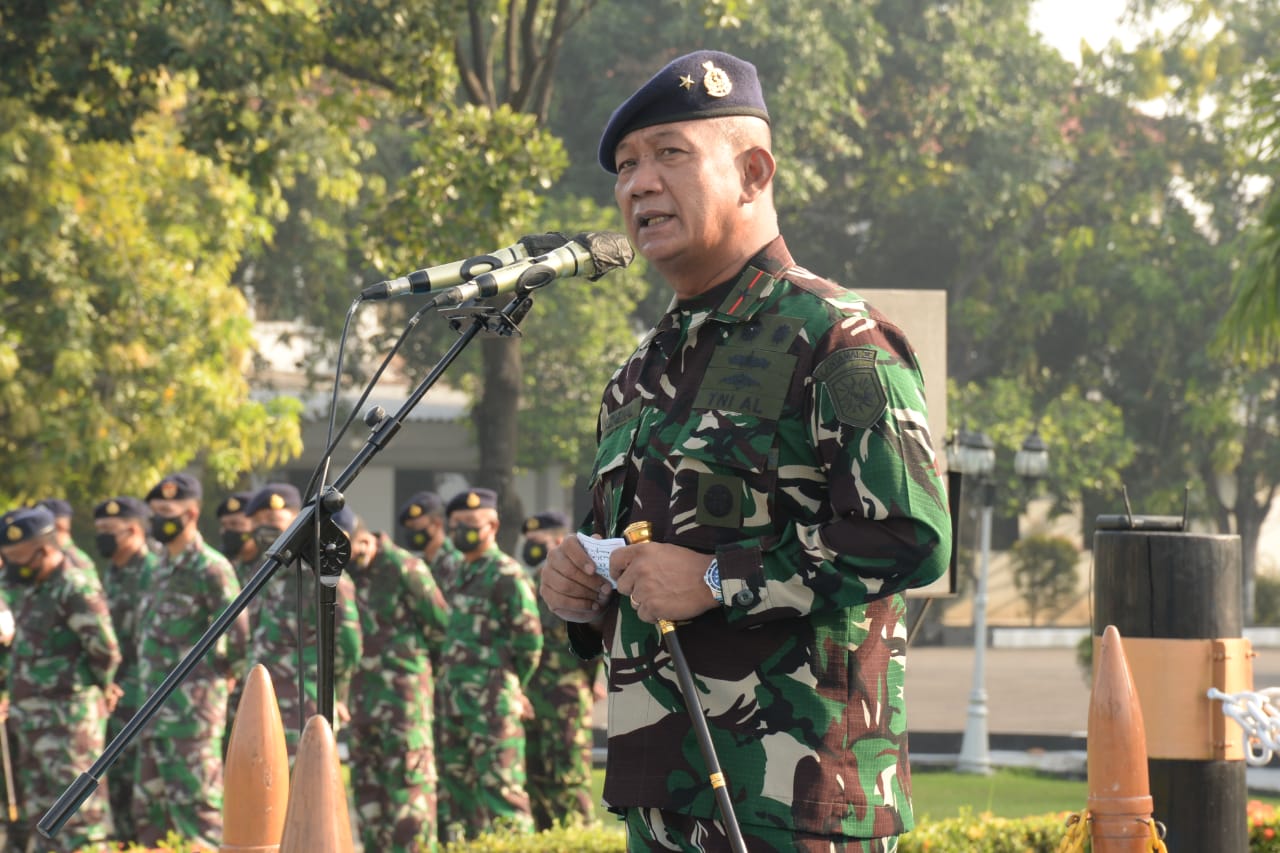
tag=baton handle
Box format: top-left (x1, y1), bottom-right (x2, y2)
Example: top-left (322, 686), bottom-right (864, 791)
top-left (623, 522), bottom-right (747, 853)
top-left (0, 719), bottom-right (15, 822)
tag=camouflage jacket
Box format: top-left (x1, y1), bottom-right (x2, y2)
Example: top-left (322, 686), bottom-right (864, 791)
top-left (437, 545), bottom-right (542, 719)
top-left (100, 546), bottom-right (158, 707)
top-left (251, 564), bottom-right (362, 706)
top-left (570, 237), bottom-right (952, 838)
top-left (527, 575), bottom-right (599, 713)
top-left (9, 558), bottom-right (120, 727)
top-left (351, 534), bottom-right (448, 677)
top-left (136, 534), bottom-right (248, 735)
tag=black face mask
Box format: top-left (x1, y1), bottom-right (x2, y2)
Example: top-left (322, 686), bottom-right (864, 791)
top-left (95, 532), bottom-right (120, 558)
top-left (151, 513), bottom-right (186, 544)
top-left (252, 525), bottom-right (283, 553)
top-left (5, 548), bottom-right (45, 586)
top-left (401, 529), bottom-right (429, 552)
top-left (450, 522), bottom-right (484, 554)
top-left (521, 541), bottom-right (547, 567)
top-left (219, 529), bottom-right (250, 560)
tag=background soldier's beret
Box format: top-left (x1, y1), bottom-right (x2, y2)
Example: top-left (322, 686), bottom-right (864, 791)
top-left (398, 491), bottom-right (444, 526)
top-left (244, 483), bottom-right (303, 516)
top-left (215, 491), bottom-right (255, 518)
top-left (331, 505), bottom-right (357, 537)
top-left (598, 49), bottom-right (770, 173)
top-left (2, 506), bottom-right (56, 545)
top-left (446, 488), bottom-right (498, 515)
top-left (522, 511), bottom-right (571, 534)
top-left (36, 498), bottom-right (73, 519)
top-left (146, 473), bottom-right (203, 502)
top-left (94, 496), bottom-right (151, 521)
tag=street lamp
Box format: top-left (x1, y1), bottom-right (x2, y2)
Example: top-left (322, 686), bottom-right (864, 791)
top-left (949, 427), bottom-right (1049, 774)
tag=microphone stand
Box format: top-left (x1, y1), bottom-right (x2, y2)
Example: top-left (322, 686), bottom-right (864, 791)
top-left (39, 291), bottom-right (538, 841)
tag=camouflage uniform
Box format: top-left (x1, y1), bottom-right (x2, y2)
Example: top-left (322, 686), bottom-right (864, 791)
top-left (249, 565), bottom-right (361, 754)
top-left (9, 557), bottom-right (120, 852)
top-left (101, 543), bottom-right (158, 843)
top-left (436, 544), bottom-right (543, 841)
top-left (570, 236), bottom-right (952, 847)
top-left (348, 534), bottom-right (449, 852)
top-left (525, 587), bottom-right (600, 830)
top-left (134, 534), bottom-right (248, 848)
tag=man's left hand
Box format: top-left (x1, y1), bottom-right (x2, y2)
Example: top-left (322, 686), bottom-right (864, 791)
top-left (611, 541), bottom-right (718, 623)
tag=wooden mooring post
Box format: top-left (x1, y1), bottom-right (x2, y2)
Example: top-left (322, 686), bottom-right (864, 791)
top-left (1094, 527), bottom-right (1249, 851)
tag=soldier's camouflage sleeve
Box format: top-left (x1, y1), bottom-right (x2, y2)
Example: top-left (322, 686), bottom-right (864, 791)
top-left (65, 565), bottom-right (122, 690)
top-left (200, 544), bottom-right (249, 680)
top-left (405, 554), bottom-right (450, 645)
top-left (501, 569), bottom-right (543, 688)
top-left (335, 575), bottom-right (362, 704)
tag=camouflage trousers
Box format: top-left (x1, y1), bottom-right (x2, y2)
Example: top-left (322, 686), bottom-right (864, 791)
top-left (437, 711), bottom-right (533, 842)
top-left (105, 699), bottom-right (141, 844)
top-left (14, 696), bottom-right (113, 853)
top-left (349, 671), bottom-right (437, 853)
top-left (624, 807), bottom-right (900, 852)
top-left (525, 685), bottom-right (595, 831)
top-left (133, 726), bottom-right (224, 850)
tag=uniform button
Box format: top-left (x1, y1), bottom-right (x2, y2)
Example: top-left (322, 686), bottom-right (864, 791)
top-left (732, 589), bottom-right (757, 607)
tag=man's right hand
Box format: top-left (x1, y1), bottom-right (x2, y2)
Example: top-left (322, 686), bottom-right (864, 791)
top-left (539, 535), bottom-right (613, 624)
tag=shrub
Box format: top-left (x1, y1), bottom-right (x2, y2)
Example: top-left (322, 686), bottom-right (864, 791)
top-left (1256, 574), bottom-right (1280, 625)
top-left (1010, 534), bottom-right (1080, 626)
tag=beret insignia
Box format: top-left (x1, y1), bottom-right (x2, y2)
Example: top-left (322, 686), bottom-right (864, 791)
top-left (105, 500), bottom-right (120, 516)
top-left (226, 498), bottom-right (240, 512)
top-left (466, 492), bottom-right (480, 509)
top-left (407, 505), bottom-right (423, 519)
top-left (702, 60), bottom-right (732, 98)
top-left (6, 525), bottom-right (20, 542)
top-left (678, 74), bottom-right (695, 90)
top-left (161, 481), bottom-right (178, 499)
top-left (269, 494), bottom-right (285, 510)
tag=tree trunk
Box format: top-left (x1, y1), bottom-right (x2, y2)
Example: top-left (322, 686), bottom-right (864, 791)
top-left (474, 336), bottom-right (525, 553)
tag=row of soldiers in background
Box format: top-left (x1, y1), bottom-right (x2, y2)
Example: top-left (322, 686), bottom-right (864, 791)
top-left (0, 478), bottom-right (597, 852)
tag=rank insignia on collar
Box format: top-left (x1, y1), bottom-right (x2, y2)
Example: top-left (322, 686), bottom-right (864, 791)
top-left (702, 61), bottom-right (732, 98)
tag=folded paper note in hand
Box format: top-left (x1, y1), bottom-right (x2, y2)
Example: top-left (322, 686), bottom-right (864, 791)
top-left (576, 532), bottom-right (625, 589)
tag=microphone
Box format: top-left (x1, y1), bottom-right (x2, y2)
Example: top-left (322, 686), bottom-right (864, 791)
top-left (360, 232), bottom-right (572, 300)
top-left (432, 231), bottom-right (634, 307)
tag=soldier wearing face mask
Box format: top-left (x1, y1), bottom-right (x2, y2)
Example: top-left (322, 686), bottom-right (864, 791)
top-left (0, 506), bottom-right (121, 852)
top-left (244, 484), bottom-right (361, 756)
top-left (214, 492), bottom-right (257, 580)
top-left (436, 488), bottom-right (542, 843)
top-left (135, 472), bottom-right (248, 850)
top-left (347, 515), bottom-right (449, 852)
top-left (92, 495), bottom-right (157, 844)
top-left (398, 491), bottom-right (460, 600)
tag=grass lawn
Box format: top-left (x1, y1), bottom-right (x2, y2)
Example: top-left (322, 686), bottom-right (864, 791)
top-left (592, 766), bottom-right (1280, 826)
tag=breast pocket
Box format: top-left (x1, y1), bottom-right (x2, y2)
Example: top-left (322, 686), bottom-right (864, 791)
top-left (666, 410), bottom-right (778, 552)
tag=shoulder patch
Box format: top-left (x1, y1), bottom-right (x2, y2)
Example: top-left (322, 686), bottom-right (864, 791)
top-left (813, 347), bottom-right (887, 429)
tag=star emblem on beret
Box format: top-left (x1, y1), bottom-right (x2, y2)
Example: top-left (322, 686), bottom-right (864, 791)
top-left (678, 74), bottom-right (695, 90)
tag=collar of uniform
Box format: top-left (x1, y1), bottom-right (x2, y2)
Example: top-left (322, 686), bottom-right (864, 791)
top-left (707, 235), bottom-right (793, 324)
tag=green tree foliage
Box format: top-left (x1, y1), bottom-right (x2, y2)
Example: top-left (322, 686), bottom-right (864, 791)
top-left (1009, 534), bottom-right (1080, 626)
top-left (0, 98), bottom-right (302, 508)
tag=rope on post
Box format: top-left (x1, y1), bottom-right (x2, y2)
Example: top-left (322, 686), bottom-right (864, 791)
top-left (1056, 811), bottom-right (1090, 853)
top-left (1207, 686), bottom-right (1280, 766)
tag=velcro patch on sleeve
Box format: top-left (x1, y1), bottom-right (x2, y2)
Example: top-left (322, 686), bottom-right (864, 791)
top-left (813, 347), bottom-right (887, 429)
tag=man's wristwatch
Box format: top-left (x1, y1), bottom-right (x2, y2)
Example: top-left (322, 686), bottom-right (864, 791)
top-left (704, 558), bottom-right (724, 604)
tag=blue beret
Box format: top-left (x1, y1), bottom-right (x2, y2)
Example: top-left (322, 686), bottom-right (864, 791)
top-left (244, 483), bottom-right (302, 516)
top-left (598, 50), bottom-right (770, 173)
top-left (146, 473), bottom-right (203, 502)
top-left (94, 496), bottom-right (151, 521)
top-left (398, 491), bottom-right (444, 525)
top-left (215, 491), bottom-right (255, 518)
top-left (522, 511), bottom-right (571, 534)
top-left (36, 498), bottom-right (73, 519)
top-left (331, 505), bottom-right (357, 537)
top-left (446, 488), bottom-right (498, 515)
top-left (3, 506), bottom-right (56, 545)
